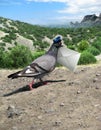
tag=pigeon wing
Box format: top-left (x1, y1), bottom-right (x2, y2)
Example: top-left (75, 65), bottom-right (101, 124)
top-left (8, 54), bottom-right (56, 79)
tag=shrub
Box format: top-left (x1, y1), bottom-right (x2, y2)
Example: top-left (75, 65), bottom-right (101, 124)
top-left (0, 49), bottom-right (11, 68)
top-left (1, 52), bottom-right (13, 68)
top-left (92, 41), bottom-right (101, 52)
top-left (32, 51), bottom-right (45, 60)
top-left (0, 42), bottom-right (6, 46)
top-left (86, 46), bottom-right (100, 56)
top-left (78, 40), bottom-right (89, 52)
top-left (78, 51), bottom-right (97, 65)
top-left (68, 45), bottom-right (76, 50)
top-left (33, 41), bottom-right (49, 50)
top-left (7, 45), bottom-right (33, 68)
top-left (1, 35), bottom-right (12, 43)
top-left (0, 48), bottom-right (4, 68)
top-left (0, 45), bottom-right (45, 69)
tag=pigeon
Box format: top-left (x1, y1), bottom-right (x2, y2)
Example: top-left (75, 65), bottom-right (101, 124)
top-left (8, 36), bottom-right (62, 90)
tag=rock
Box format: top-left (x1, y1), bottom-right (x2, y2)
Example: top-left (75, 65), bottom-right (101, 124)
top-left (54, 120), bottom-right (62, 126)
top-left (77, 90), bottom-right (81, 94)
top-left (60, 103), bottom-right (65, 107)
top-left (96, 73), bottom-right (101, 77)
top-left (37, 115), bottom-right (42, 120)
top-left (7, 105), bottom-right (23, 118)
top-left (68, 81), bottom-right (74, 86)
top-left (81, 14), bottom-right (97, 22)
top-left (70, 13), bottom-right (101, 27)
top-left (45, 108), bottom-right (55, 114)
top-left (93, 78), bottom-right (98, 83)
top-left (95, 86), bottom-right (100, 89)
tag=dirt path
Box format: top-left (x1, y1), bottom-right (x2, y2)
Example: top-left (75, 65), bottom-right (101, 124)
top-left (0, 63), bottom-right (101, 130)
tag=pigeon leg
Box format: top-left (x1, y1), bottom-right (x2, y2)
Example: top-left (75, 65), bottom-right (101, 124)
top-left (29, 80), bottom-right (34, 90)
top-left (39, 78), bottom-right (47, 85)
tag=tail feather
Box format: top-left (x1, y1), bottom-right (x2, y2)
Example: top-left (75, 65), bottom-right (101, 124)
top-left (8, 71), bottom-right (22, 79)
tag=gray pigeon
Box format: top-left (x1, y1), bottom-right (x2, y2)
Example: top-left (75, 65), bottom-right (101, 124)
top-left (8, 36), bottom-right (62, 90)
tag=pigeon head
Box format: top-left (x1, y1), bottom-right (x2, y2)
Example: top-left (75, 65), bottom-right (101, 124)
top-left (53, 36), bottom-right (62, 48)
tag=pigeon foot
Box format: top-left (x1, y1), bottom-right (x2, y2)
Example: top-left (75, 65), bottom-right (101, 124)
top-left (43, 81), bottom-right (48, 85)
top-left (29, 80), bottom-right (34, 90)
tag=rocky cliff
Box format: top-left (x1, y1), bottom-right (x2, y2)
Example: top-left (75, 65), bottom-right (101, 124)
top-left (70, 13), bottom-right (101, 28)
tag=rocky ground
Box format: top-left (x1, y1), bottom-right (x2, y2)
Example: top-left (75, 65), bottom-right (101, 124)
top-left (0, 62), bottom-right (101, 130)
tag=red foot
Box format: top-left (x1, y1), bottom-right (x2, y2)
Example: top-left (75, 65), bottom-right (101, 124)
top-left (43, 81), bottom-right (48, 85)
top-left (29, 80), bottom-right (34, 90)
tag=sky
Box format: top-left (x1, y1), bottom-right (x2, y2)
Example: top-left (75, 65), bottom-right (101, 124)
top-left (0, 0), bottom-right (101, 25)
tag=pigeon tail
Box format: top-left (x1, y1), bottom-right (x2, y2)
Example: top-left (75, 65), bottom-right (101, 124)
top-left (8, 70), bottom-right (21, 79)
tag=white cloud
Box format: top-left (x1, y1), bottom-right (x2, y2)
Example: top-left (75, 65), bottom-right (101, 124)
top-left (26, 0), bottom-right (101, 16)
top-left (58, 0), bottom-right (101, 14)
top-left (26, 0), bottom-right (101, 23)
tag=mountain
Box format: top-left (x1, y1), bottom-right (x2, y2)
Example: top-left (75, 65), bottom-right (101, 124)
top-left (70, 13), bottom-right (101, 28)
top-left (81, 13), bottom-right (101, 26)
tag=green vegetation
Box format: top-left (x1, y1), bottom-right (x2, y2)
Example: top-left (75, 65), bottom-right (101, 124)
top-left (77, 40), bottom-right (89, 52)
top-left (32, 51), bottom-right (45, 60)
top-left (86, 46), bottom-right (100, 56)
top-left (0, 45), bottom-right (45, 69)
top-left (92, 38), bottom-right (101, 52)
top-left (33, 41), bottom-right (49, 50)
top-left (0, 45), bottom-right (33, 68)
top-left (0, 48), bottom-right (4, 67)
top-left (0, 17), bottom-right (101, 68)
top-left (78, 51), bottom-right (97, 65)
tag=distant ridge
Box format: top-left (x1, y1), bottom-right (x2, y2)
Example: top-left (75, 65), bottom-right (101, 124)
top-left (70, 13), bottom-right (101, 28)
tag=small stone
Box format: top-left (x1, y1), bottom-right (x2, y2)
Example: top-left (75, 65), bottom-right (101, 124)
top-left (60, 103), bottom-right (65, 106)
top-left (93, 78), bottom-right (98, 83)
top-left (8, 105), bottom-right (15, 109)
top-left (96, 73), bottom-right (101, 77)
top-left (37, 115), bottom-right (42, 120)
top-left (94, 104), bottom-right (100, 107)
top-left (77, 90), bottom-right (81, 94)
top-left (68, 81), bottom-right (74, 86)
top-left (81, 69), bottom-right (85, 71)
top-left (45, 108), bottom-right (55, 114)
top-left (95, 86), bottom-right (100, 89)
top-left (54, 120), bottom-right (62, 126)
top-left (7, 105), bottom-right (23, 118)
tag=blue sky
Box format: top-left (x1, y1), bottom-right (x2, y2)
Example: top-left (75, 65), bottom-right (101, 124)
top-left (0, 0), bottom-right (101, 25)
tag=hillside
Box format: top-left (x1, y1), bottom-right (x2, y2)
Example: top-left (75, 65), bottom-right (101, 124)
top-left (0, 17), bottom-right (51, 51)
top-left (0, 16), bottom-right (101, 52)
top-left (0, 16), bottom-right (101, 69)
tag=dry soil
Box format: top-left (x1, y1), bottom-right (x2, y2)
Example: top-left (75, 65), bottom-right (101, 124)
top-left (0, 63), bottom-right (101, 130)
